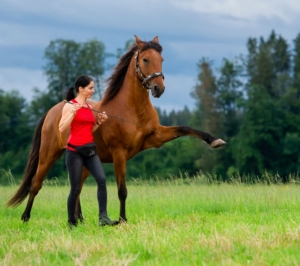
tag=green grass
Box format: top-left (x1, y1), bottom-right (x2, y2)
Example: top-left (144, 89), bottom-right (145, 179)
top-left (1, 179), bottom-right (300, 265)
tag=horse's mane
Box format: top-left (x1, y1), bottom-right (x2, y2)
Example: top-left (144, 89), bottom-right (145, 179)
top-left (102, 40), bottom-right (163, 104)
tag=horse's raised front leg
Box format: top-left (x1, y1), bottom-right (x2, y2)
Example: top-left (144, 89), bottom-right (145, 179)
top-left (144, 125), bottom-right (226, 149)
top-left (111, 149), bottom-right (128, 222)
top-left (22, 149), bottom-right (64, 222)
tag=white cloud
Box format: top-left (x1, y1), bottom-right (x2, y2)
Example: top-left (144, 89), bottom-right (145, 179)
top-left (171, 0), bottom-right (300, 24)
top-left (0, 68), bottom-right (47, 102)
top-left (6, 0), bottom-right (298, 24)
top-left (1, 0), bottom-right (168, 29)
top-left (0, 22), bottom-right (51, 47)
top-left (166, 40), bottom-right (246, 63)
top-left (0, 67), bottom-right (196, 112)
top-left (1, 0), bottom-right (298, 53)
top-left (1, 0), bottom-right (300, 112)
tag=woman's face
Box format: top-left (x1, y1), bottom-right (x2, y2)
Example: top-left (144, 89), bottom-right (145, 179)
top-left (80, 81), bottom-right (95, 99)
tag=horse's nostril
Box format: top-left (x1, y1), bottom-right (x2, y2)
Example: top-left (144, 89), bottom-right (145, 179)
top-left (154, 85), bottom-right (158, 91)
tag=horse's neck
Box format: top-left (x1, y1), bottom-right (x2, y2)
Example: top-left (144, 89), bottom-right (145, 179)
top-left (118, 61), bottom-right (153, 116)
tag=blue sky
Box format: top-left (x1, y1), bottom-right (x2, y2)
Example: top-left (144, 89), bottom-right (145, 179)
top-left (1, 0), bottom-right (300, 111)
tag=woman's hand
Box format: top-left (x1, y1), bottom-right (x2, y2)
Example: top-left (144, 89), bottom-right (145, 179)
top-left (59, 102), bottom-right (81, 133)
top-left (97, 111), bottom-right (108, 124)
top-left (72, 103), bottom-right (81, 115)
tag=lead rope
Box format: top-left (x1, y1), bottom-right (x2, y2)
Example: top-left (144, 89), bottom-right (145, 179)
top-left (63, 100), bottom-right (162, 135)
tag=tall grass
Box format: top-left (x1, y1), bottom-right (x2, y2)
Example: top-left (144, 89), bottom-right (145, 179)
top-left (1, 174), bottom-right (300, 265)
top-left (2, 169), bottom-right (300, 187)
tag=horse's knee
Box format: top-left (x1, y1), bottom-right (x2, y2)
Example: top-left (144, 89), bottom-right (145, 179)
top-left (118, 185), bottom-right (127, 201)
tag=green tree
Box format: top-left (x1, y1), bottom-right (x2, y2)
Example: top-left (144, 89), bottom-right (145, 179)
top-left (77, 40), bottom-right (107, 99)
top-left (215, 58), bottom-right (244, 177)
top-left (246, 31), bottom-right (291, 98)
top-left (176, 106), bottom-right (192, 125)
top-left (233, 86), bottom-right (287, 175)
top-left (26, 88), bottom-right (53, 123)
top-left (293, 34), bottom-right (300, 94)
top-left (277, 33), bottom-right (300, 175)
top-left (217, 58), bottom-right (243, 139)
top-left (0, 90), bottom-right (32, 153)
top-left (191, 59), bottom-right (222, 135)
top-left (43, 39), bottom-right (107, 102)
top-left (155, 106), bottom-right (192, 126)
top-left (0, 90), bottom-right (34, 183)
top-left (234, 31), bottom-right (295, 178)
top-left (190, 59), bottom-right (223, 172)
top-left (44, 39), bottom-right (80, 103)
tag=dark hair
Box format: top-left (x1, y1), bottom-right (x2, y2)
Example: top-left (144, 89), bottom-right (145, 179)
top-left (65, 75), bottom-right (94, 101)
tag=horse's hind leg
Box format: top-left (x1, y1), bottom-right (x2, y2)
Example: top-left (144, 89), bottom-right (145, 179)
top-left (74, 167), bottom-right (90, 224)
top-left (22, 150), bottom-right (64, 222)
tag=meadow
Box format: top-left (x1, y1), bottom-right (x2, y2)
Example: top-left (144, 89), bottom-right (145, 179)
top-left (1, 176), bottom-right (300, 266)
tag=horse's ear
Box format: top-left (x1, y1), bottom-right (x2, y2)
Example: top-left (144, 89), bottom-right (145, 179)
top-left (152, 36), bottom-right (159, 43)
top-left (134, 35), bottom-right (145, 49)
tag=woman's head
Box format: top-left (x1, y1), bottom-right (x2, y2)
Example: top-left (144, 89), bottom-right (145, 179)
top-left (65, 75), bottom-right (94, 101)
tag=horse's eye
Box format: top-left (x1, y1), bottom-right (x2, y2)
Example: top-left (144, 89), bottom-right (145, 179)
top-left (143, 58), bottom-right (148, 63)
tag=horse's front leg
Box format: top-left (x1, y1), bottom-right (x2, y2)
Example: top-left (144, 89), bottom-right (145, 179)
top-left (144, 125), bottom-right (226, 149)
top-left (111, 149), bottom-right (127, 222)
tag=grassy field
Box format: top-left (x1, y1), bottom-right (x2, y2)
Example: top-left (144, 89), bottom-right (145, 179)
top-left (1, 178), bottom-right (300, 265)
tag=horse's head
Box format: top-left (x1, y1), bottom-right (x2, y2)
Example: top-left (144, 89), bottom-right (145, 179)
top-left (134, 35), bottom-right (165, 98)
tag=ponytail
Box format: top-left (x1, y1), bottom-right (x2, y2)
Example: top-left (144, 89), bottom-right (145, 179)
top-left (64, 75), bottom-right (93, 101)
top-left (65, 86), bottom-right (76, 101)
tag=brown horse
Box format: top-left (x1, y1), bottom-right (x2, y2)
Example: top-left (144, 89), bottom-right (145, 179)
top-left (6, 35), bottom-right (225, 222)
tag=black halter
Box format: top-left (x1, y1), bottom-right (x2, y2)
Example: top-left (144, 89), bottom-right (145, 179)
top-left (134, 51), bottom-right (164, 90)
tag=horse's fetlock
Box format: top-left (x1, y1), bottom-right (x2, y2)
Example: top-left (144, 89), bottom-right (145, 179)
top-left (118, 188), bottom-right (127, 200)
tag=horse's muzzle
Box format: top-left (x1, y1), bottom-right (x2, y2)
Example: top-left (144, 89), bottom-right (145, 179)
top-left (150, 84), bottom-right (165, 98)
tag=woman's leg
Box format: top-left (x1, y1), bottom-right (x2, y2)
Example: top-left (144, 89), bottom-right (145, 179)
top-left (65, 149), bottom-right (84, 225)
top-left (84, 155), bottom-right (118, 226)
top-left (84, 155), bottom-right (107, 217)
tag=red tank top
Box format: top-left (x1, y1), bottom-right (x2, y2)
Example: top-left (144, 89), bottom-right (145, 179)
top-left (66, 99), bottom-right (95, 150)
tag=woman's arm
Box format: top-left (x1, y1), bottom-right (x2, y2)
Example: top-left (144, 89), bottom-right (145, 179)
top-left (59, 102), bottom-right (81, 133)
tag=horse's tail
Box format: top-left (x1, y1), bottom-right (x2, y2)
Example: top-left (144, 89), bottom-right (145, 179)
top-left (6, 112), bottom-right (48, 208)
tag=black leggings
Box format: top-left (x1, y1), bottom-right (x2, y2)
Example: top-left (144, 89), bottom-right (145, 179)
top-left (65, 149), bottom-right (107, 223)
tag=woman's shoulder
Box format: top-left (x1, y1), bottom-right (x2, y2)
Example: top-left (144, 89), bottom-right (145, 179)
top-left (62, 99), bottom-right (74, 113)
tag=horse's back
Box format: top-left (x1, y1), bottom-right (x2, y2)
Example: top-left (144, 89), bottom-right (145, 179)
top-left (41, 101), bottom-right (67, 151)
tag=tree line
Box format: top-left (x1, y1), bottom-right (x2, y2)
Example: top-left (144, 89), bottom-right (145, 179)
top-left (1, 30), bottom-right (299, 184)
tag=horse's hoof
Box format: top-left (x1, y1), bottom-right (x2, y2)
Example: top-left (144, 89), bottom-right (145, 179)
top-left (21, 215), bottom-right (30, 222)
top-left (68, 221), bottom-right (78, 230)
top-left (211, 139), bottom-right (226, 148)
top-left (78, 216), bottom-right (85, 224)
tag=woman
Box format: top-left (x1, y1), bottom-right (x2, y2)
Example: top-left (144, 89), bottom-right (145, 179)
top-left (59, 75), bottom-right (118, 228)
